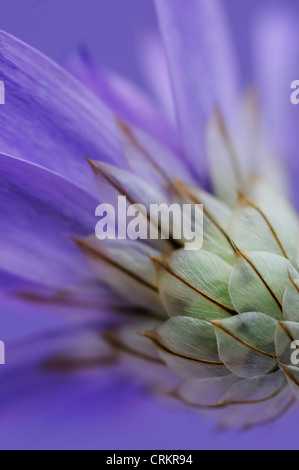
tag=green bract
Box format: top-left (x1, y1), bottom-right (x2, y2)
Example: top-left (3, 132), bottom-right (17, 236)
top-left (78, 114), bottom-right (299, 428)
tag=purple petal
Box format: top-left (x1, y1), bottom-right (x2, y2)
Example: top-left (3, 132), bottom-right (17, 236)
top-left (0, 326), bottom-right (298, 449)
top-left (0, 31), bottom-right (126, 193)
top-left (253, 10), bottom-right (298, 156)
top-left (252, 10), bottom-right (299, 204)
top-left (0, 299), bottom-right (298, 449)
top-left (155, 0), bottom-right (239, 176)
top-left (137, 31), bottom-right (175, 123)
top-left (116, 120), bottom-right (196, 189)
top-left (0, 294), bottom-right (72, 342)
top-left (66, 48), bottom-right (182, 157)
top-left (0, 154), bottom-right (98, 287)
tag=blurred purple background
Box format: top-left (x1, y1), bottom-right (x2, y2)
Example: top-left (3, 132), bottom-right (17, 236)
top-left (0, 0), bottom-right (299, 450)
top-left (1, 0), bottom-right (298, 89)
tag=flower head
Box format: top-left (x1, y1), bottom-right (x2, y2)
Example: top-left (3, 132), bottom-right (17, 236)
top-left (0, 0), bottom-right (299, 435)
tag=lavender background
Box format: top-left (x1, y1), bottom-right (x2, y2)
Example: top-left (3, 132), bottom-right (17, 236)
top-left (2, 0), bottom-right (298, 90)
top-left (0, 0), bottom-right (299, 450)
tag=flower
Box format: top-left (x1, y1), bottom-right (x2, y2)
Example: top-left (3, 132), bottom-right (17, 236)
top-left (0, 0), bottom-right (299, 441)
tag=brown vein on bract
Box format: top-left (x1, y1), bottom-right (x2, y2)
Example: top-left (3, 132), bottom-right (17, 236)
top-left (143, 331), bottom-right (225, 366)
top-left (103, 330), bottom-right (164, 365)
top-left (210, 321), bottom-right (276, 359)
top-left (41, 354), bottom-right (118, 373)
top-left (285, 273), bottom-right (299, 326)
top-left (232, 242), bottom-right (283, 313)
top-left (74, 238), bottom-right (158, 293)
top-left (277, 321), bottom-right (299, 373)
top-left (277, 361), bottom-right (299, 387)
top-left (214, 109), bottom-right (245, 189)
top-left (13, 290), bottom-right (102, 309)
top-left (238, 191), bottom-right (288, 259)
top-left (288, 272), bottom-right (299, 296)
top-left (86, 158), bottom-right (180, 249)
top-left (86, 157), bottom-right (135, 205)
top-left (243, 397), bottom-right (296, 430)
top-left (218, 381), bottom-right (286, 407)
top-left (171, 381), bottom-right (286, 409)
top-left (175, 179), bottom-right (235, 252)
top-left (277, 316), bottom-right (299, 378)
top-left (117, 118), bottom-right (178, 193)
top-left (278, 320), bottom-right (297, 346)
top-left (152, 257), bottom-right (236, 316)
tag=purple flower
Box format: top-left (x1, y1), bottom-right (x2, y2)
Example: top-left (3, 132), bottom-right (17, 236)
top-left (0, 0), bottom-right (299, 449)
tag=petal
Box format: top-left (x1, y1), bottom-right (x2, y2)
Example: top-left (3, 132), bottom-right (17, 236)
top-left (116, 120), bottom-right (195, 191)
top-left (0, 294), bottom-right (72, 342)
top-left (253, 10), bottom-right (298, 162)
top-left (0, 31), bottom-right (125, 192)
top-left (155, 0), bottom-right (239, 174)
top-left (8, 282), bottom-right (122, 321)
top-left (0, 309), bottom-right (297, 446)
top-left (66, 48), bottom-right (181, 156)
top-left (137, 32), bottom-right (175, 123)
top-left (0, 154), bottom-right (97, 286)
top-left (5, 321), bottom-right (116, 371)
top-left (0, 320), bottom-right (132, 447)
